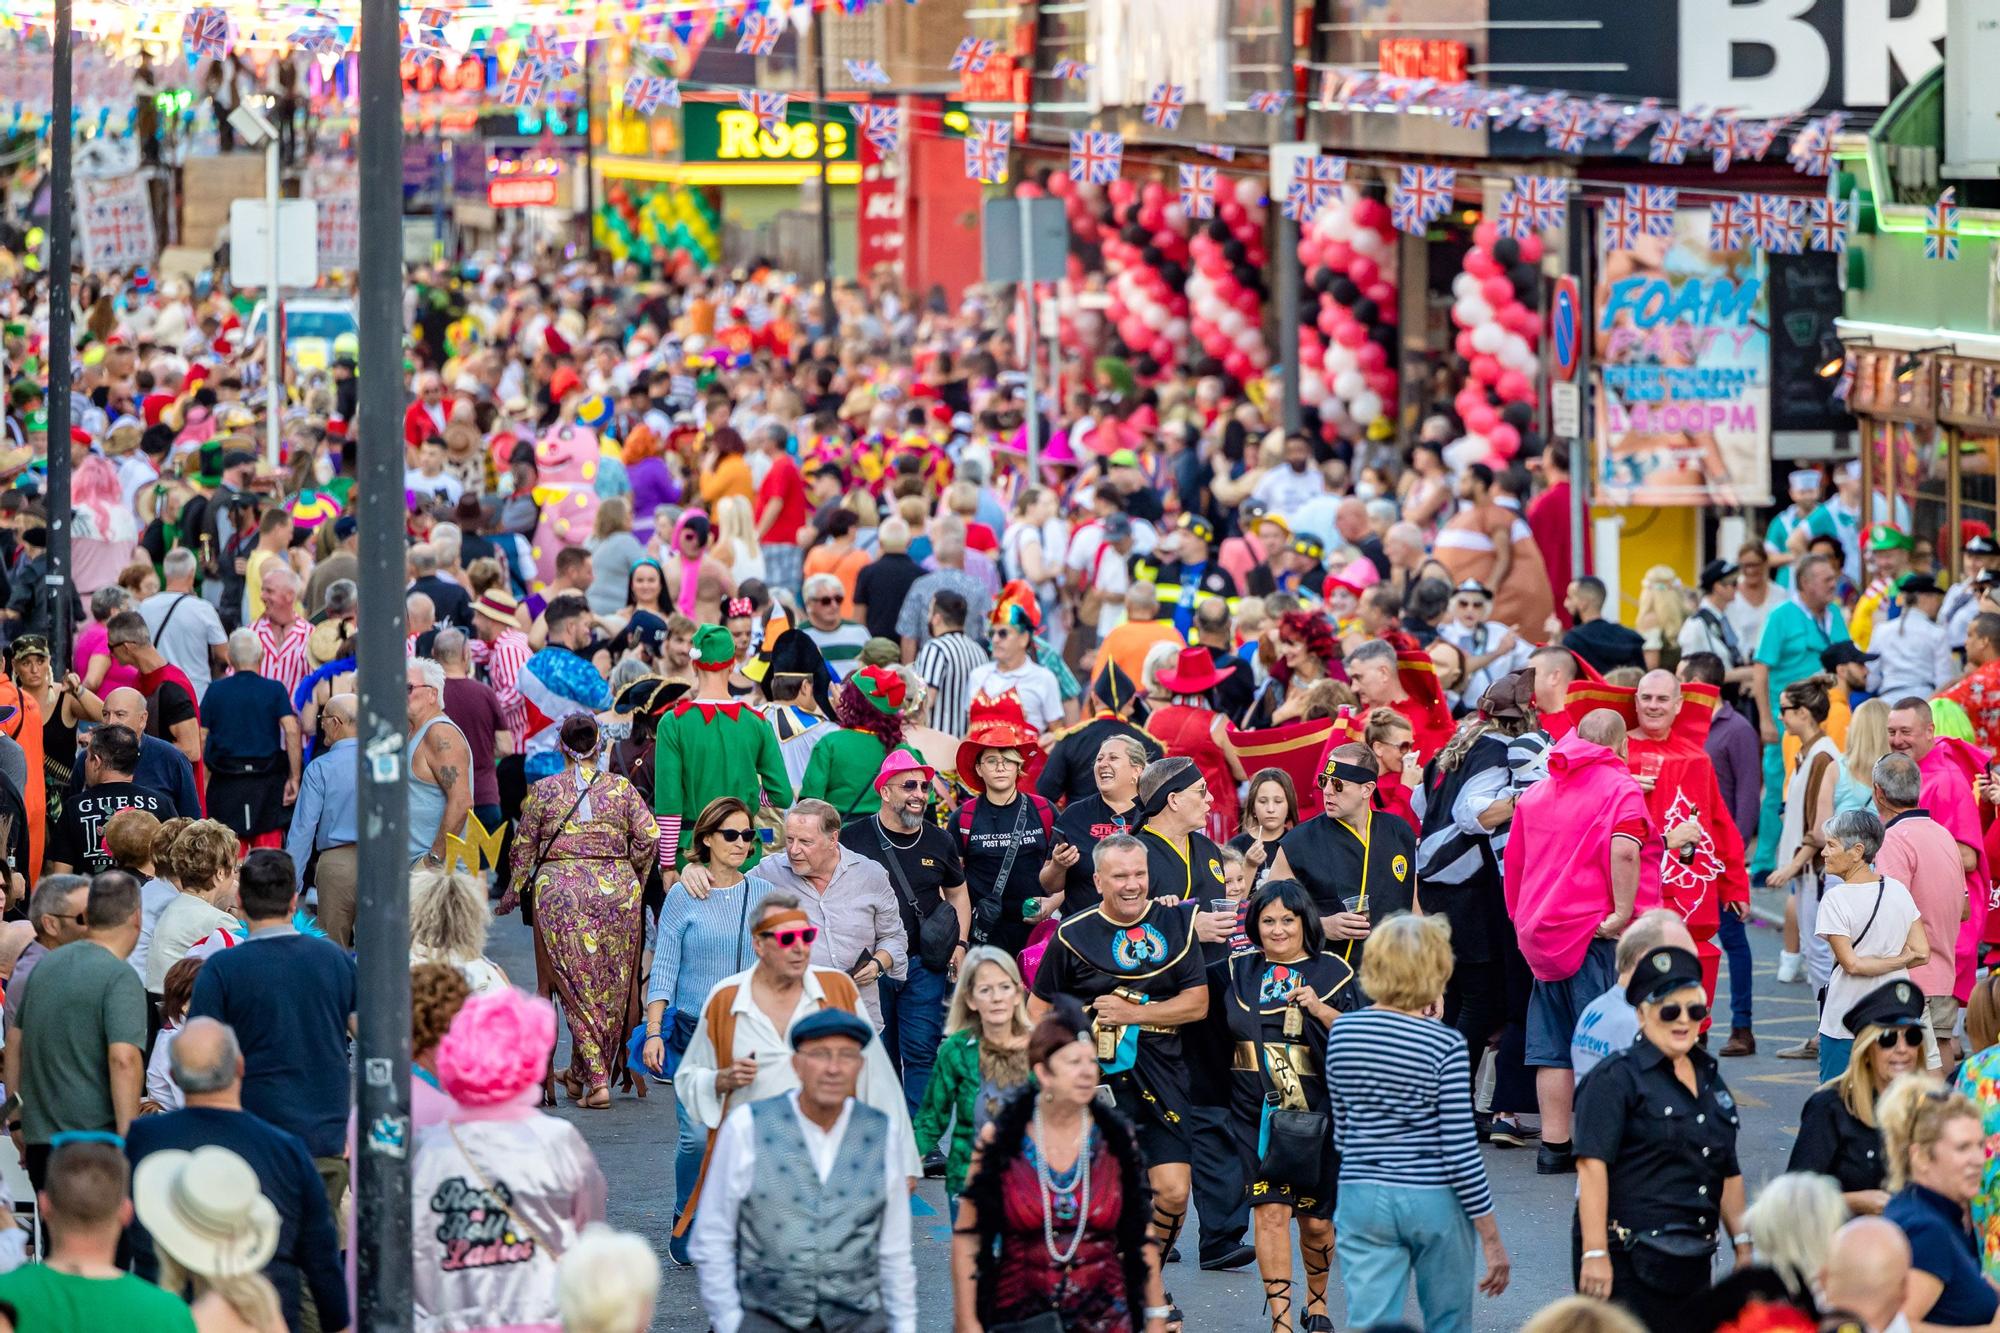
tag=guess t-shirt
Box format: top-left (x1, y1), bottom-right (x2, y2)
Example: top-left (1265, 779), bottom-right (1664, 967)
top-left (52, 780), bottom-right (178, 874)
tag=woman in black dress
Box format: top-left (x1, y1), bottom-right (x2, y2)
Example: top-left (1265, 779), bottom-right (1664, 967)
top-left (1222, 878), bottom-right (1361, 1333)
top-left (1788, 979), bottom-right (1927, 1215)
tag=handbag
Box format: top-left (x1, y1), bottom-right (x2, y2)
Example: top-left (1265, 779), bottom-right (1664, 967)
top-left (1255, 1048), bottom-right (1329, 1192)
top-left (876, 819), bottom-right (960, 972)
top-left (447, 1123), bottom-right (565, 1260)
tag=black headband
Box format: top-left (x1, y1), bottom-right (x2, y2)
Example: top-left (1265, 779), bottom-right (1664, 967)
top-left (1139, 760), bottom-right (1202, 821)
top-left (1322, 758), bottom-right (1378, 786)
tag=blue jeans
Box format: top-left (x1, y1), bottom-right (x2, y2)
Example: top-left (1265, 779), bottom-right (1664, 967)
top-left (1334, 1180), bottom-right (1478, 1333)
top-left (1819, 1035), bottom-right (1854, 1085)
top-left (670, 1094), bottom-right (705, 1265)
top-left (1716, 908), bottom-right (1754, 1029)
top-left (880, 961), bottom-right (950, 1121)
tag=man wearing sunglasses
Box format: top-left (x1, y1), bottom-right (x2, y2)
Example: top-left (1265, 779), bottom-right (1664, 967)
top-left (1267, 744), bottom-right (1417, 969)
top-left (1437, 579), bottom-right (1531, 704)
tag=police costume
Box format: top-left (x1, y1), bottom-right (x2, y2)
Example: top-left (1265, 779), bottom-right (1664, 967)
top-left (1786, 980), bottom-right (1923, 1194)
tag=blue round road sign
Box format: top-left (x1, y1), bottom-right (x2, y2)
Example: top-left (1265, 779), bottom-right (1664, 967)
top-left (1551, 276), bottom-right (1580, 382)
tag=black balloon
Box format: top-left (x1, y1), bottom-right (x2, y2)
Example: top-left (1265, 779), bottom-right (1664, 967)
top-left (1509, 264), bottom-right (1541, 299)
top-left (1369, 325), bottom-right (1397, 352)
top-left (1222, 238), bottom-right (1248, 264)
top-left (1351, 298), bottom-right (1379, 326)
top-left (1492, 237), bottom-right (1522, 267)
top-left (1501, 401), bottom-right (1534, 430)
top-left (1135, 354), bottom-right (1161, 378)
top-left (1329, 278), bottom-right (1361, 306)
top-left (1207, 219), bottom-right (1231, 243)
top-left (1309, 266), bottom-right (1335, 294)
top-left (1232, 263), bottom-right (1260, 289)
top-left (1100, 204), bottom-right (1119, 228)
top-left (1518, 429), bottom-right (1545, 455)
top-left (1159, 262), bottom-right (1187, 290)
top-left (1123, 224), bottom-right (1149, 247)
top-left (1141, 245), bottom-right (1163, 267)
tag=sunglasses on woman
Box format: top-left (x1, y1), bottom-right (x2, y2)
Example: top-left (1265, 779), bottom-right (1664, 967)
top-left (758, 926), bottom-right (819, 949)
top-left (1653, 1002), bottom-right (1709, 1023)
top-left (712, 827), bottom-right (755, 844)
top-left (1877, 1027), bottom-right (1925, 1050)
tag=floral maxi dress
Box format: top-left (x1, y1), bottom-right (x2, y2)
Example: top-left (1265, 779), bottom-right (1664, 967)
top-left (509, 767), bottom-right (659, 1092)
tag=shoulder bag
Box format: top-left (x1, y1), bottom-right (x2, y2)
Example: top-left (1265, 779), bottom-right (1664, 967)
top-left (968, 796), bottom-right (1031, 945)
top-left (1255, 1044), bottom-right (1329, 1192)
top-left (877, 820), bottom-right (961, 972)
top-left (447, 1123), bottom-right (565, 1260)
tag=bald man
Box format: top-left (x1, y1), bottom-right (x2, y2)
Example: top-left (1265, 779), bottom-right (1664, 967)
top-left (1818, 1217), bottom-right (1912, 1333)
top-left (68, 687), bottom-right (201, 817)
top-left (285, 693), bottom-right (361, 946)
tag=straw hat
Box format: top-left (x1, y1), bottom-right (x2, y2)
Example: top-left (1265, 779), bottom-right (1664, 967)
top-left (132, 1146), bottom-right (281, 1280)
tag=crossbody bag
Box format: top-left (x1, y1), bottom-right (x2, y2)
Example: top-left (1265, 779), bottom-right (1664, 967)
top-left (877, 819), bottom-right (960, 971)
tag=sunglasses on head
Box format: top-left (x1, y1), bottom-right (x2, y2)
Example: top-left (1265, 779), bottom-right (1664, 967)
top-left (1877, 1026), bottom-right (1925, 1050)
top-left (712, 827), bottom-right (755, 844)
top-left (758, 925), bottom-right (819, 949)
top-left (1653, 1001), bottom-right (1709, 1023)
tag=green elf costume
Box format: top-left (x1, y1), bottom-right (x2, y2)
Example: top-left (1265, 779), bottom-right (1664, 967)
top-left (653, 623), bottom-right (793, 871)
top-left (798, 665), bottom-right (908, 820)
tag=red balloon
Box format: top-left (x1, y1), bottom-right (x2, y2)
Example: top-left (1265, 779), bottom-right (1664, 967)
top-left (1356, 342), bottom-right (1387, 372)
top-left (1470, 355), bottom-right (1502, 384)
top-left (1519, 233), bottom-right (1546, 264)
top-left (1016, 181), bottom-right (1044, 199)
top-left (1365, 281), bottom-right (1394, 306)
top-left (1489, 423), bottom-right (1521, 453)
top-left (1047, 173), bottom-right (1075, 198)
top-left (1299, 238), bottom-right (1323, 270)
top-left (1353, 198), bottom-right (1391, 230)
top-left (1464, 249), bottom-right (1501, 280)
top-left (1225, 351), bottom-right (1252, 380)
top-left (1496, 370), bottom-right (1533, 402)
top-left (1142, 182), bottom-right (1167, 208)
top-left (1473, 220), bottom-right (1499, 250)
top-left (1319, 309), bottom-right (1343, 338)
top-left (1467, 405), bottom-right (1499, 436)
top-left (1137, 206), bottom-right (1164, 234)
top-left (1151, 337), bottom-right (1174, 362)
top-left (1481, 276), bottom-right (1515, 307)
top-left (1109, 179), bottom-right (1137, 206)
top-left (1455, 330), bottom-right (1478, 361)
top-left (1233, 289), bottom-right (1261, 316)
top-left (1246, 246), bottom-right (1267, 267)
top-left (1347, 257), bottom-right (1380, 290)
top-left (1369, 370), bottom-right (1399, 399)
top-left (1322, 240), bottom-right (1354, 272)
top-left (1456, 388), bottom-right (1485, 420)
top-left (1336, 320), bottom-right (1367, 349)
top-left (1220, 201), bottom-right (1246, 228)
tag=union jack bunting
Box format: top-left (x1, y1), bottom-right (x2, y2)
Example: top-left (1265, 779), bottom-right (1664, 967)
top-left (855, 104), bottom-right (902, 154)
top-left (1196, 143), bottom-right (1238, 162)
top-left (1708, 200), bottom-right (1749, 252)
top-left (1808, 197), bottom-right (1848, 252)
top-left (1391, 165), bottom-right (1455, 235)
top-left (1603, 196), bottom-right (1638, 252)
top-left (738, 90), bottom-right (788, 134)
top-left (1444, 96), bottom-right (1487, 131)
top-left (520, 27), bottom-right (579, 79)
top-left (1545, 104), bottom-right (1590, 153)
top-left (1498, 176), bottom-right (1567, 238)
top-left (1648, 114), bottom-right (1696, 165)
top-left (1612, 98), bottom-right (1662, 151)
top-left (1761, 198), bottom-right (1805, 253)
top-left (737, 13), bottom-right (784, 55)
top-left (183, 7), bottom-right (231, 58)
top-left (1069, 131), bottom-right (1124, 185)
top-left (1520, 90), bottom-right (1571, 130)
top-left (1247, 89), bottom-right (1292, 116)
top-left (291, 23), bottom-right (344, 57)
top-left (1487, 86), bottom-right (1531, 130)
top-left (1926, 187), bottom-right (1960, 261)
top-left (1144, 84), bottom-right (1186, 131)
top-left (1736, 194), bottom-right (1793, 252)
top-left (1709, 118), bottom-right (1744, 173)
top-left (964, 118), bottom-right (1010, 182)
top-left (843, 59), bottom-right (889, 86)
top-left (1179, 164), bottom-right (1216, 218)
top-left (1283, 153), bottom-right (1346, 222)
top-left (499, 60), bottom-right (546, 107)
top-left (1740, 121), bottom-right (1781, 162)
top-left (1625, 185), bottom-right (1677, 238)
top-left (623, 76), bottom-right (679, 113)
top-left (1051, 59), bottom-right (1091, 81)
top-left (1790, 115), bottom-right (1842, 176)
top-left (950, 37), bottom-right (997, 73)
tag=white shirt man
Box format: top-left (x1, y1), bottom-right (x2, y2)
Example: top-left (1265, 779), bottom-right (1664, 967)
top-left (140, 552), bottom-right (229, 701)
top-left (1870, 578), bottom-right (1954, 700)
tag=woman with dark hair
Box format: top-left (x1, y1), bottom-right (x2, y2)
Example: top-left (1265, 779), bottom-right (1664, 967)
top-left (799, 665), bottom-right (907, 819)
top-left (621, 558), bottom-right (669, 626)
top-left (1221, 879), bottom-right (1361, 1333)
top-left (951, 1000), bottom-right (1169, 1333)
top-left (503, 712), bottom-right (659, 1108)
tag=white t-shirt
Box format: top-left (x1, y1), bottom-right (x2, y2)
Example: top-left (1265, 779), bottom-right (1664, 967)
top-left (1571, 987), bottom-right (1640, 1082)
top-left (1092, 550), bottom-right (1133, 640)
top-left (965, 660), bottom-right (1065, 733)
top-left (139, 590), bottom-right (228, 701)
top-left (1817, 875), bottom-right (1921, 1038)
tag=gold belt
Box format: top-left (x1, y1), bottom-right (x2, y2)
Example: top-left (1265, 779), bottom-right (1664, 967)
top-left (1233, 1040), bottom-right (1322, 1074)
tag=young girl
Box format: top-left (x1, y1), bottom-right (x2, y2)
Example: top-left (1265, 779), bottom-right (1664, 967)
top-left (1230, 768), bottom-right (1298, 890)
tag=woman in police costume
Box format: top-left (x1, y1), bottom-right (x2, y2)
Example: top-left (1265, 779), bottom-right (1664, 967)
top-left (1574, 945), bottom-right (1750, 1331)
top-left (1788, 979), bottom-right (1927, 1214)
top-left (1221, 877), bottom-right (1361, 1333)
top-left (1266, 742), bottom-right (1417, 972)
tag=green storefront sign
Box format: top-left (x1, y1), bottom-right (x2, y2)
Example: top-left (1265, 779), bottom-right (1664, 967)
top-left (681, 101), bottom-right (857, 165)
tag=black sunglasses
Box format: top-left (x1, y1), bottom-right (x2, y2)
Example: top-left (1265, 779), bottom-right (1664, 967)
top-left (712, 827), bottom-right (755, 844)
top-left (1876, 1027), bottom-right (1925, 1050)
top-left (1654, 1002), bottom-right (1710, 1023)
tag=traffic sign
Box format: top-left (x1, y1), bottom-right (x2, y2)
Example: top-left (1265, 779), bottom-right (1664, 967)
top-left (1551, 275), bottom-right (1581, 383)
top-left (1551, 381), bottom-right (1581, 439)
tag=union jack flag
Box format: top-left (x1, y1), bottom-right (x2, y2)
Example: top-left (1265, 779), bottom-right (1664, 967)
top-left (1740, 120), bottom-right (1781, 162)
top-left (951, 37), bottom-right (997, 73)
top-left (855, 104), bottom-right (902, 154)
top-left (1487, 86), bottom-right (1530, 130)
top-left (499, 60), bottom-right (546, 108)
top-left (1444, 98), bottom-right (1487, 131)
top-left (1926, 187), bottom-right (1960, 261)
top-left (738, 90), bottom-right (788, 134)
top-left (1806, 198), bottom-right (1849, 253)
top-left (1391, 165), bottom-right (1454, 235)
top-left (1283, 153), bottom-right (1345, 222)
top-left (1247, 89), bottom-right (1291, 115)
top-left (843, 59), bottom-right (889, 86)
top-left (1179, 164), bottom-right (1216, 218)
top-left (1520, 90), bottom-right (1571, 130)
top-left (1498, 176), bottom-right (1566, 238)
top-left (1648, 114), bottom-right (1696, 165)
top-left (1545, 104), bottom-right (1591, 153)
top-left (1736, 194), bottom-right (1792, 252)
top-left (1708, 200), bottom-right (1750, 252)
top-left (1050, 59), bottom-right (1091, 81)
top-left (737, 13), bottom-right (784, 55)
top-left (291, 23), bottom-right (344, 57)
top-left (1625, 185), bottom-right (1677, 238)
top-left (1603, 196), bottom-right (1638, 252)
top-left (1762, 198), bottom-right (1805, 253)
top-left (623, 75), bottom-right (679, 113)
top-left (964, 118), bottom-right (1010, 182)
top-left (1144, 83), bottom-right (1186, 131)
top-left (1709, 118), bottom-right (1744, 172)
top-left (183, 7), bottom-right (231, 59)
top-left (1612, 98), bottom-right (1662, 151)
top-left (1790, 114), bottom-right (1842, 176)
top-left (1069, 131), bottom-right (1123, 185)
top-left (1196, 142), bottom-right (1237, 162)
top-left (520, 27), bottom-right (579, 79)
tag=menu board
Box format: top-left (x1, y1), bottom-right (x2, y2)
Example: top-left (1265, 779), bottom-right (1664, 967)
top-left (1847, 346), bottom-right (1936, 423)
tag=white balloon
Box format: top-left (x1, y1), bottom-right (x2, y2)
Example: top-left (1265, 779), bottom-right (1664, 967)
top-left (1334, 369), bottom-right (1365, 400)
top-left (1187, 273), bottom-right (1212, 300)
top-left (1326, 344), bottom-right (1358, 376)
top-left (1164, 204), bottom-right (1188, 232)
top-left (1501, 333), bottom-right (1532, 368)
top-left (1454, 298), bottom-right (1493, 328)
top-left (1452, 273), bottom-right (1482, 302)
top-left (1235, 177), bottom-right (1265, 208)
top-left (1322, 209), bottom-right (1353, 242)
top-left (1220, 310), bottom-right (1247, 337)
top-left (1322, 396), bottom-right (1353, 428)
top-left (1143, 305), bottom-right (1170, 331)
top-left (1195, 296), bottom-right (1223, 322)
top-left (1300, 372), bottom-right (1327, 407)
top-left (1350, 228), bottom-right (1384, 257)
top-left (1165, 318), bottom-right (1190, 343)
top-left (1351, 390), bottom-right (1384, 423)
top-left (1470, 322), bottom-right (1506, 355)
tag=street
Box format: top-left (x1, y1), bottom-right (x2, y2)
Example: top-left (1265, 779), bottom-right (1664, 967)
top-left (487, 891), bottom-right (1824, 1331)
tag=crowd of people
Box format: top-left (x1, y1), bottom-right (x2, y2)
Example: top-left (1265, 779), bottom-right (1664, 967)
top-left (4, 250), bottom-right (2000, 1333)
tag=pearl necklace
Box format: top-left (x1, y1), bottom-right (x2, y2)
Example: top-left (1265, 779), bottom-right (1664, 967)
top-left (1034, 1099), bottom-right (1093, 1266)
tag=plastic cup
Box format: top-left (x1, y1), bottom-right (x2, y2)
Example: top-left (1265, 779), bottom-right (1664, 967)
top-left (1341, 893), bottom-right (1366, 915)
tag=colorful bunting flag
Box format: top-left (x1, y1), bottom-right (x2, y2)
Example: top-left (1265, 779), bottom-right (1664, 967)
top-left (855, 104), bottom-right (902, 154)
top-left (1179, 164), bottom-right (1216, 218)
top-left (1926, 187), bottom-right (1960, 261)
top-left (951, 37), bottom-right (997, 73)
top-left (1144, 83), bottom-right (1186, 131)
top-left (1284, 153), bottom-right (1345, 222)
top-left (1709, 118), bottom-right (1744, 173)
top-left (738, 90), bottom-right (788, 134)
top-left (499, 60), bottom-right (546, 107)
top-left (1648, 114), bottom-right (1695, 165)
top-left (1498, 176), bottom-right (1566, 238)
top-left (1708, 200), bottom-right (1749, 252)
top-left (1050, 59), bottom-right (1092, 81)
top-left (737, 14), bottom-right (784, 55)
top-left (1545, 104), bottom-right (1589, 153)
top-left (1736, 194), bottom-right (1793, 252)
top-left (183, 7), bottom-right (231, 59)
top-left (964, 118), bottom-right (1010, 182)
top-left (1247, 90), bottom-right (1291, 115)
top-left (1612, 98), bottom-right (1662, 151)
top-left (1806, 198), bottom-right (1850, 254)
top-left (520, 27), bottom-right (579, 79)
top-left (843, 59), bottom-right (889, 86)
top-left (1068, 130), bottom-right (1123, 184)
top-left (1603, 196), bottom-right (1637, 252)
top-left (623, 75), bottom-right (679, 113)
top-left (1625, 185), bottom-right (1678, 238)
top-left (1196, 142), bottom-right (1237, 162)
top-left (1391, 165), bottom-right (1454, 235)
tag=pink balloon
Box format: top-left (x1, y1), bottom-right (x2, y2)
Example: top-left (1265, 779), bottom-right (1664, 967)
top-left (1456, 387), bottom-right (1486, 420)
top-left (1481, 276), bottom-right (1515, 307)
top-left (1354, 198), bottom-right (1390, 230)
top-left (1455, 330), bottom-right (1477, 361)
top-left (1489, 423), bottom-right (1521, 453)
top-left (1356, 342), bottom-right (1387, 372)
top-left (1047, 173), bottom-right (1075, 198)
top-left (1220, 201), bottom-right (1246, 228)
top-left (1299, 238), bottom-right (1323, 270)
top-left (1347, 257), bottom-right (1380, 290)
top-left (1369, 370), bottom-right (1399, 399)
top-left (1496, 371), bottom-right (1533, 402)
top-left (1365, 281), bottom-right (1395, 306)
top-left (1322, 240), bottom-right (1354, 272)
top-left (1466, 405), bottom-right (1499, 436)
top-left (1473, 220), bottom-right (1499, 250)
top-left (1464, 249), bottom-right (1501, 280)
top-left (1225, 352), bottom-right (1252, 381)
top-left (1336, 321), bottom-right (1367, 349)
top-left (1142, 182), bottom-right (1166, 208)
top-left (1151, 337), bottom-right (1174, 363)
top-left (1319, 309), bottom-right (1343, 338)
top-left (1109, 178), bottom-right (1136, 206)
top-left (1016, 181), bottom-right (1044, 199)
top-left (1233, 289), bottom-right (1261, 316)
top-left (1470, 355), bottom-right (1502, 384)
top-left (1246, 246), bottom-right (1267, 267)
top-left (1139, 206), bottom-right (1165, 233)
top-left (1518, 233), bottom-right (1545, 264)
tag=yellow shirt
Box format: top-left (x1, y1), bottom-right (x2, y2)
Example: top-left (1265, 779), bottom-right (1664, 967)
top-left (245, 547), bottom-right (277, 622)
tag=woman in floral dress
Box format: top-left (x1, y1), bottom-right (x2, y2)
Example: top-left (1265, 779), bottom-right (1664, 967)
top-left (502, 711), bottom-right (658, 1108)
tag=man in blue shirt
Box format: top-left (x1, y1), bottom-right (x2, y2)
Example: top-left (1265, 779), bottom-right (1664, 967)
top-left (65, 688), bottom-right (201, 819)
top-left (187, 849), bottom-right (356, 1218)
top-left (285, 693), bottom-right (360, 948)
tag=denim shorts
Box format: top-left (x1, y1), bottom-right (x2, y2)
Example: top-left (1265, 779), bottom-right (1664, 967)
top-left (1525, 938), bottom-right (1619, 1069)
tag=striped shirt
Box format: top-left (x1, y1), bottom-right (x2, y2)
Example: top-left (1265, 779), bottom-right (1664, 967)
top-left (251, 616), bottom-right (312, 700)
top-left (1324, 1008), bottom-right (1494, 1219)
top-left (481, 630), bottom-right (532, 745)
top-left (915, 631), bottom-right (987, 738)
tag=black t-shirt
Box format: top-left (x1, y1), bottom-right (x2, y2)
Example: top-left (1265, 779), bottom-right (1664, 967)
top-left (1051, 792), bottom-right (1140, 917)
top-left (853, 554), bottom-right (926, 643)
top-left (956, 793), bottom-right (1053, 950)
top-left (840, 816), bottom-right (965, 948)
top-left (146, 677), bottom-right (198, 746)
top-left (1139, 825), bottom-right (1230, 966)
top-left (1277, 810), bottom-right (1416, 923)
top-left (1036, 717), bottom-right (1160, 807)
top-left (1031, 902), bottom-right (1207, 1066)
top-left (52, 780), bottom-right (178, 874)
top-left (1563, 617), bottom-right (1648, 675)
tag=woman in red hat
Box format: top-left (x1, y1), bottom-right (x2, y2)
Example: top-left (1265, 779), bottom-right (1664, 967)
top-left (953, 696), bottom-right (1057, 955)
top-left (1145, 647), bottom-right (1247, 845)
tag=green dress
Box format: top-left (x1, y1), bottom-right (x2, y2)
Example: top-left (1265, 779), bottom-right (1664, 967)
top-left (653, 698), bottom-right (793, 870)
top-left (799, 728), bottom-right (890, 821)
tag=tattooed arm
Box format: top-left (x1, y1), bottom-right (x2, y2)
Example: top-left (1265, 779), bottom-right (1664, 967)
top-left (420, 721), bottom-right (475, 864)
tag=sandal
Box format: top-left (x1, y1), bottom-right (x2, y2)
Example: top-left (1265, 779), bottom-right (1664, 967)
top-left (1262, 1276), bottom-right (1294, 1333)
top-left (583, 1085), bottom-right (611, 1110)
top-left (561, 1070), bottom-right (586, 1104)
top-left (1301, 1316), bottom-right (1334, 1333)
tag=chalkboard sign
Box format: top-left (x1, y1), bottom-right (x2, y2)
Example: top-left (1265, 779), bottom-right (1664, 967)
top-left (1767, 251), bottom-right (1854, 434)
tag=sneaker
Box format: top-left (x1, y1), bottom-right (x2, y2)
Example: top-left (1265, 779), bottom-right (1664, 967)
top-left (1488, 1116), bottom-right (1539, 1148)
top-left (1718, 1028), bottom-right (1756, 1057)
top-left (1776, 951), bottom-right (1804, 984)
top-left (1776, 1036), bottom-right (1820, 1060)
top-left (1536, 1140), bottom-right (1576, 1175)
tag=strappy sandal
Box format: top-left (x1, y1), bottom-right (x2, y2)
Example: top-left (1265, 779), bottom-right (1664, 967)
top-left (1300, 1316), bottom-right (1334, 1333)
top-left (1262, 1276), bottom-right (1294, 1333)
top-left (583, 1085), bottom-right (611, 1110)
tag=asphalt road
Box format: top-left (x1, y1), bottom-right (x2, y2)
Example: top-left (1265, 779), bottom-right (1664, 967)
top-left (485, 889), bottom-right (1824, 1331)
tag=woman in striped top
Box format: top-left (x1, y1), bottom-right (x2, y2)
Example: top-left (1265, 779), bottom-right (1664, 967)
top-left (1324, 912), bottom-right (1510, 1332)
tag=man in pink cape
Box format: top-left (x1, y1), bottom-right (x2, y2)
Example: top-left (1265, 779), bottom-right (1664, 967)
top-left (1886, 696), bottom-right (1989, 1002)
top-left (1503, 709), bottom-right (1653, 1170)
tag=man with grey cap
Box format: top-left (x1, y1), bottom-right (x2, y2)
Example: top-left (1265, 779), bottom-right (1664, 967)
top-left (1437, 579), bottom-right (1530, 702)
top-left (690, 1005), bottom-right (916, 1333)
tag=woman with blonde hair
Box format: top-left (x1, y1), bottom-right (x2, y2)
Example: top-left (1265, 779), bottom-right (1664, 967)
top-left (147, 820), bottom-right (242, 995)
top-left (1793, 978), bottom-right (1929, 1213)
top-left (556, 1225), bottom-right (661, 1333)
top-left (913, 946), bottom-right (1033, 1199)
top-left (713, 494), bottom-right (766, 586)
top-left (134, 1144), bottom-right (288, 1333)
top-left (409, 865), bottom-right (508, 995)
top-left (1742, 1171), bottom-right (1849, 1306)
top-left (1880, 1074), bottom-right (1997, 1326)
top-left (1632, 565), bottom-right (1690, 671)
top-left (1841, 698), bottom-right (1892, 811)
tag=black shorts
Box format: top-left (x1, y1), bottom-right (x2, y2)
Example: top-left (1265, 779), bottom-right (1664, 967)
top-left (1104, 1070), bottom-right (1191, 1167)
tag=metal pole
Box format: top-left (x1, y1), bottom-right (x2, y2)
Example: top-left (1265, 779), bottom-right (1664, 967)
top-left (814, 16), bottom-right (836, 332)
top-left (46, 0), bottom-right (73, 673)
top-left (1568, 192), bottom-right (1592, 581)
top-left (1277, 3), bottom-right (1301, 435)
top-left (266, 134), bottom-right (282, 469)
top-left (582, 40), bottom-right (595, 251)
top-left (354, 0), bottom-right (412, 1322)
top-left (1019, 196), bottom-right (1040, 477)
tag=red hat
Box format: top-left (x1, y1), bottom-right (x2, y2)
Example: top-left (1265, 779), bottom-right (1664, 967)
top-left (544, 325), bottom-right (572, 358)
top-left (1155, 646), bottom-right (1237, 696)
top-left (69, 427), bottom-right (93, 448)
top-left (956, 693), bottom-right (1045, 794)
top-left (548, 366), bottom-right (583, 402)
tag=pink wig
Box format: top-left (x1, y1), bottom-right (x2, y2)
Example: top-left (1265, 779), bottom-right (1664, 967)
top-left (436, 988), bottom-right (557, 1107)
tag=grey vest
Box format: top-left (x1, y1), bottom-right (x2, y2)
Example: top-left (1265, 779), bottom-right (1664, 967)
top-left (737, 1096), bottom-right (890, 1333)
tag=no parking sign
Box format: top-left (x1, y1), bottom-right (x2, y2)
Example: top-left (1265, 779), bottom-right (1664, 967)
top-left (1551, 275), bottom-right (1581, 383)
